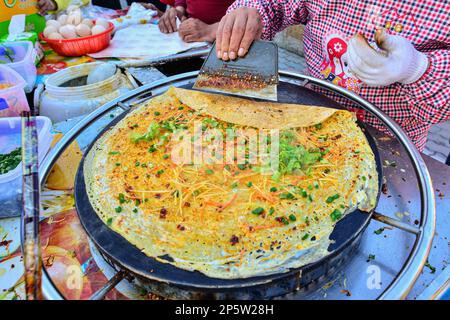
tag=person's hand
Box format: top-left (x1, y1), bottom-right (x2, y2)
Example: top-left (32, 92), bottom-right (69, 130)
top-left (158, 6), bottom-right (186, 34)
top-left (216, 7), bottom-right (263, 61)
top-left (346, 28), bottom-right (429, 86)
top-left (37, 0), bottom-right (57, 15)
top-left (140, 3), bottom-right (164, 17)
top-left (179, 19), bottom-right (217, 43)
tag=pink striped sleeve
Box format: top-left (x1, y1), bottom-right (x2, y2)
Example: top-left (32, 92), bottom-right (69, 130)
top-left (227, 0), bottom-right (308, 40)
top-left (400, 50), bottom-right (450, 124)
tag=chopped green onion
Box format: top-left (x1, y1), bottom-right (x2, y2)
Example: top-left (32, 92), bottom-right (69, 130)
top-left (251, 207), bottom-right (264, 215)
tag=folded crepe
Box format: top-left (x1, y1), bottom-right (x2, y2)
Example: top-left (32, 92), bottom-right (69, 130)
top-left (83, 87), bottom-right (378, 279)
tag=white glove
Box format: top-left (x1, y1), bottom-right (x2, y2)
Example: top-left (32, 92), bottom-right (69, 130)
top-left (346, 28), bottom-right (429, 86)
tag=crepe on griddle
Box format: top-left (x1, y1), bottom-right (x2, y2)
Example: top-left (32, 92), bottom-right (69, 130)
top-left (84, 87), bottom-right (378, 279)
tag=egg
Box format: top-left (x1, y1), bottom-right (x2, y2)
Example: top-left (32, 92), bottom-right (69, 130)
top-left (57, 14), bottom-right (68, 25)
top-left (48, 32), bottom-right (63, 40)
top-left (91, 25), bottom-right (106, 35)
top-left (46, 19), bottom-right (61, 29)
top-left (67, 10), bottom-right (82, 25)
top-left (95, 18), bottom-right (110, 29)
top-left (43, 25), bottom-right (58, 38)
top-left (75, 24), bottom-right (91, 37)
top-left (81, 18), bottom-right (94, 28)
top-left (66, 5), bottom-right (79, 14)
top-left (59, 25), bottom-right (77, 39)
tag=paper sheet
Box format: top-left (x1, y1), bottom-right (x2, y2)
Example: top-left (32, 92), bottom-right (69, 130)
top-left (89, 24), bottom-right (207, 59)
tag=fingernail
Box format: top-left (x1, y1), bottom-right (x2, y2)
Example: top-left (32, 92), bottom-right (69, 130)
top-left (217, 50), bottom-right (221, 58)
top-left (238, 48), bottom-right (245, 56)
top-left (229, 51), bottom-right (236, 60)
top-left (222, 51), bottom-right (228, 60)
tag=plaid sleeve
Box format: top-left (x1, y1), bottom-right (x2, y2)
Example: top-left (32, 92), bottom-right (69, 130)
top-left (400, 50), bottom-right (450, 124)
top-left (227, 0), bottom-right (308, 40)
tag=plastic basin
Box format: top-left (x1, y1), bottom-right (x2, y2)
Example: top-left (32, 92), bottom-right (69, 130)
top-left (0, 65), bottom-right (29, 118)
top-left (0, 41), bottom-right (37, 93)
top-left (39, 21), bottom-right (114, 57)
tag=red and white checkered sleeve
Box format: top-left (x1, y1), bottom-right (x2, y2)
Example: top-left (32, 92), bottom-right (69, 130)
top-left (399, 50), bottom-right (450, 125)
top-left (227, 0), bottom-right (307, 40)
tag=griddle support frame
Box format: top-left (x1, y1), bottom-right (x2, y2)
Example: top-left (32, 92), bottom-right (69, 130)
top-left (372, 212), bottom-right (420, 235)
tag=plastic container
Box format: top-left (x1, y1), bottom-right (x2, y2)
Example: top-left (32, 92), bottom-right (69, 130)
top-left (40, 62), bottom-right (132, 122)
top-left (0, 65), bottom-right (30, 118)
top-left (0, 116), bottom-right (52, 183)
top-left (39, 21), bottom-right (114, 57)
top-left (0, 41), bottom-right (37, 93)
top-left (0, 116), bottom-right (52, 217)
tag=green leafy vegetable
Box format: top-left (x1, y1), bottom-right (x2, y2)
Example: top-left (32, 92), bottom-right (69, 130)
top-left (131, 122), bottom-right (160, 143)
top-left (330, 209), bottom-right (342, 221)
top-left (0, 147), bottom-right (21, 175)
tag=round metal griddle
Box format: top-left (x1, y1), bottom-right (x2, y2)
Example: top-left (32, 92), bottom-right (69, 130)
top-left (38, 71), bottom-right (436, 300)
top-left (73, 81), bottom-right (382, 299)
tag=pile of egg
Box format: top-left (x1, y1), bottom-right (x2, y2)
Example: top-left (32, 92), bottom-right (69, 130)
top-left (43, 5), bottom-right (110, 40)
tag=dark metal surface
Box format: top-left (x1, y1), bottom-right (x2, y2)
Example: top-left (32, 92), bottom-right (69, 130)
top-left (73, 81), bottom-right (382, 299)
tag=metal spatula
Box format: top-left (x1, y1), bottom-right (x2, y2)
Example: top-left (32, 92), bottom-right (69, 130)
top-left (194, 40), bottom-right (279, 101)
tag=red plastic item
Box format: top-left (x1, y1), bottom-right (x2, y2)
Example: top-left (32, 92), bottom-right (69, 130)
top-left (39, 22), bottom-right (114, 57)
top-left (160, 0), bottom-right (176, 6)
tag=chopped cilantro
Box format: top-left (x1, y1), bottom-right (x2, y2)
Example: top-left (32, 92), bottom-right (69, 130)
top-left (374, 227), bottom-right (385, 235)
top-left (156, 169), bottom-right (164, 175)
top-left (154, 111), bottom-right (161, 116)
top-left (205, 169), bottom-right (214, 175)
top-left (269, 207), bottom-right (275, 215)
top-left (270, 187), bottom-right (278, 192)
top-left (130, 122), bottom-right (160, 143)
top-left (115, 206), bottom-right (122, 213)
top-left (135, 161), bottom-right (140, 167)
top-left (106, 218), bottom-right (113, 226)
top-left (132, 208), bottom-right (138, 213)
top-left (163, 154), bottom-right (169, 160)
top-left (148, 145), bottom-right (157, 153)
top-left (118, 193), bottom-right (126, 204)
top-left (108, 151), bottom-right (120, 155)
top-left (247, 181), bottom-right (253, 187)
top-left (302, 233), bottom-right (309, 240)
top-left (273, 130), bottom-right (323, 178)
top-left (288, 214), bottom-right (297, 222)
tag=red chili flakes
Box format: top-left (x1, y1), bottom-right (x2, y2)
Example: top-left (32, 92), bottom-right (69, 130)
top-left (230, 235), bottom-right (239, 246)
top-left (183, 202), bottom-right (191, 207)
top-left (177, 224), bottom-right (185, 231)
top-left (159, 208), bottom-right (168, 219)
top-left (155, 193), bottom-right (161, 199)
